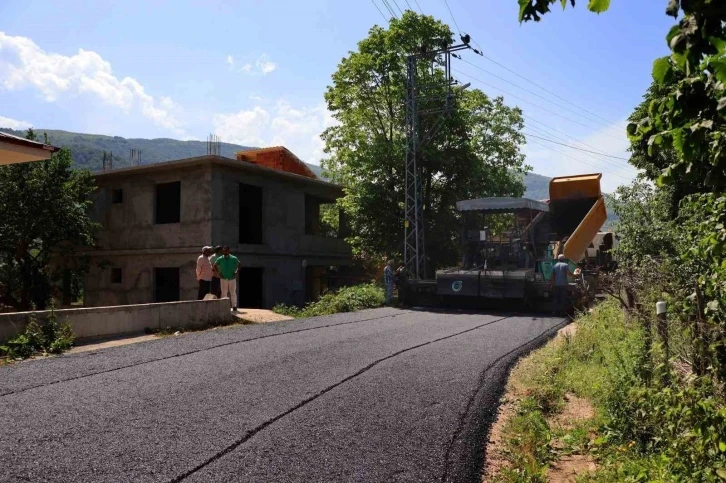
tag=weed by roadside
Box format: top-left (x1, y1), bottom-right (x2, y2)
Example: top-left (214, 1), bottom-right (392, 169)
top-left (486, 300), bottom-right (726, 482)
top-left (273, 283), bottom-right (385, 318)
top-left (0, 308), bottom-right (75, 363)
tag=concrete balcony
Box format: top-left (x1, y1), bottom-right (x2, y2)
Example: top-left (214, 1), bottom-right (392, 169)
top-left (300, 235), bottom-right (351, 258)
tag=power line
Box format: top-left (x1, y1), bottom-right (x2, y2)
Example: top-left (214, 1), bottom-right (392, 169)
top-left (403, 0), bottom-right (413, 11)
top-left (527, 139), bottom-right (635, 181)
top-left (389, 0), bottom-right (405, 16)
top-left (454, 68), bottom-right (624, 141)
top-left (380, 0), bottom-right (398, 18)
top-left (370, 0), bottom-right (389, 22)
top-left (441, 3), bottom-right (624, 137)
top-left (442, 0), bottom-right (462, 33)
top-left (480, 53), bottom-right (616, 127)
top-left (460, 58), bottom-right (621, 133)
top-left (524, 133), bottom-right (630, 161)
top-left (524, 118), bottom-right (635, 172)
top-left (413, 0), bottom-right (424, 14)
top-left (523, 113), bottom-right (625, 158)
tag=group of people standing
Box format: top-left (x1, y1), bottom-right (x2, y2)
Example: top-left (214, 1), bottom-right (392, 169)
top-left (196, 246), bottom-right (241, 312)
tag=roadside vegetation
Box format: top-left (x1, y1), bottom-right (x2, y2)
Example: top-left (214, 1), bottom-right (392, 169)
top-left (488, 3), bottom-right (726, 480)
top-left (0, 129), bottom-right (97, 311)
top-left (0, 308), bottom-right (74, 363)
top-left (487, 301), bottom-right (726, 482)
top-left (273, 283), bottom-right (385, 318)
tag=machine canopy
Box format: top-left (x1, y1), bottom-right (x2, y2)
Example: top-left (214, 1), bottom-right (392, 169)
top-left (455, 197), bottom-right (550, 214)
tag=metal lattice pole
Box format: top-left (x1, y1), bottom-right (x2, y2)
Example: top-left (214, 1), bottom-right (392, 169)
top-left (403, 42), bottom-right (472, 279)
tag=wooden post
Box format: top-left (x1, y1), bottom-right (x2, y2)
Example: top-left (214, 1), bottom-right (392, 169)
top-left (656, 301), bottom-right (669, 361)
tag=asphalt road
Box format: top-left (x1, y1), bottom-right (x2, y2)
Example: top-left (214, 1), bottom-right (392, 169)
top-left (0, 307), bottom-right (566, 483)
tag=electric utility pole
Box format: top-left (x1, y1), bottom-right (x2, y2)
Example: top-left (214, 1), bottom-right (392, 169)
top-left (404, 35), bottom-right (475, 279)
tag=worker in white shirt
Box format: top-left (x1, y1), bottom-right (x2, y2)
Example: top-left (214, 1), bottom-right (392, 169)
top-left (196, 246), bottom-right (213, 299)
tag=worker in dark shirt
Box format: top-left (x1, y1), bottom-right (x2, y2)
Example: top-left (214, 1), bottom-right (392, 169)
top-left (551, 254), bottom-right (573, 315)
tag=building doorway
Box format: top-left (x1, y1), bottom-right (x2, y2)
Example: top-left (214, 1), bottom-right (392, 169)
top-left (238, 267), bottom-right (264, 308)
top-left (154, 267), bottom-right (180, 302)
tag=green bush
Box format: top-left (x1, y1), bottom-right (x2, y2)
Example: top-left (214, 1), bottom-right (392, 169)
top-left (273, 283), bottom-right (385, 318)
top-left (0, 309), bottom-right (74, 360)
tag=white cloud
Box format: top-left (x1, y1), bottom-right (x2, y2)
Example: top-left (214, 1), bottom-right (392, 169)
top-left (213, 99), bottom-right (337, 163)
top-left (0, 114), bottom-right (31, 130)
top-left (226, 53), bottom-right (276, 76)
top-left (255, 54), bottom-right (276, 75)
top-left (213, 106), bottom-right (271, 146)
top-left (0, 31), bottom-right (185, 135)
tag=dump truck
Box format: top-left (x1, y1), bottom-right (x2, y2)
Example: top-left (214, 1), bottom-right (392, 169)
top-left (400, 173), bottom-right (608, 312)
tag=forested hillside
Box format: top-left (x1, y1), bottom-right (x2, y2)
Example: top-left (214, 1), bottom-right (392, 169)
top-left (0, 127), bottom-right (616, 223)
top-left (0, 128), bottom-right (252, 170)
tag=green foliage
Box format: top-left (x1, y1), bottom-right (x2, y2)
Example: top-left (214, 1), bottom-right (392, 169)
top-left (321, 11), bottom-right (529, 270)
top-left (612, 180), bottom-right (676, 266)
top-left (273, 283), bottom-right (385, 318)
top-left (498, 399), bottom-right (552, 482)
top-left (677, 193), bottom-right (726, 381)
top-left (495, 301), bottom-right (726, 482)
top-left (517, 0), bottom-right (608, 23)
top-left (0, 130), bottom-right (98, 310)
top-left (0, 309), bottom-right (74, 360)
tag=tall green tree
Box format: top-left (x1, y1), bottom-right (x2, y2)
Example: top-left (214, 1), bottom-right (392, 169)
top-left (321, 11), bottom-right (529, 271)
top-left (0, 129), bottom-right (97, 310)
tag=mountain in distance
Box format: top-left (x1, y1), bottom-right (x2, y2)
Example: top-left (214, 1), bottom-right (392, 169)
top-left (0, 127), bottom-right (616, 224)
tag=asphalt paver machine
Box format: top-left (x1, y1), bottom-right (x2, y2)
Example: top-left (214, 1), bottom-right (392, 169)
top-left (400, 173), bottom-right (608, 312)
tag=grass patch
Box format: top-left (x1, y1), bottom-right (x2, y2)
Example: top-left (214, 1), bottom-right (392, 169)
top-left (490, 300), bottom-right (726, 482)
top-left (0, 308), bottom-right (75, 363)
top-left (273, 283), bottom-right (385, 318)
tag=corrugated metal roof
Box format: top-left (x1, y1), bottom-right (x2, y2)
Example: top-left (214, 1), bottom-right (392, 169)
top-left (456, 197), bottom-right (550, 213)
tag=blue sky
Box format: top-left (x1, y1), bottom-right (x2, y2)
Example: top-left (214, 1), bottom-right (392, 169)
top-left (0, 0), bottom-right (674, 192)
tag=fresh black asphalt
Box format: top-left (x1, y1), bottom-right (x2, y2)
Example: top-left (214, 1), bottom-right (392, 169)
top-left (0, 307), bottom-right (566, 482)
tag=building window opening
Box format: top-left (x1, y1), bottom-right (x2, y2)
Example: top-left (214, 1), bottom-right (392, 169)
top-left (306, 195), bottom-right (340, 238)
top-left (155, 181), bottom-right (181, 224)
top-left (112, 188), bottom-right (123, 204)
top-left (239, 183), bottom-right (263, 244)
top-left (154, 267), bottom-right (180, 302)
top-left (111, 268), bottom-right (123, 284)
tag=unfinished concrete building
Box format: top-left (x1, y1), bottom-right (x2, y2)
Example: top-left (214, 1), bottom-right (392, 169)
top-left (71, 150), bottom-right (351, 309)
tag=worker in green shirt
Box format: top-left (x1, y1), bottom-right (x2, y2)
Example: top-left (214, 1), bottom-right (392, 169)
top-left (213, 245), bottom-right (241, 312)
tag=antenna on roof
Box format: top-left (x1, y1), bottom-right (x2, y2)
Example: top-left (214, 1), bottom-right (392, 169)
top-left (129, 148), bottom-right (141, 165)
top-left (102, 151), bottom-right (114, 170)
top-left (207, 134), bottom-right (221, 156)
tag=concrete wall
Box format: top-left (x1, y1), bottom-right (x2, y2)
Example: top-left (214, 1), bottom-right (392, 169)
top-left (83, 253), bottom-right (199, 307)
top-left (208, 164), bottom-right (351, 308)
top-left (91, 164), bottom-right (212, 251)
top-left (0, 298), bottom-right (230, 342)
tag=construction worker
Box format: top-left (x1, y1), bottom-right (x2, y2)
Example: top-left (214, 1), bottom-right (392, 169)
top-left (383, 259), bottom-right (395, 305)
top-left (550, 254), bottom-right (573, 316)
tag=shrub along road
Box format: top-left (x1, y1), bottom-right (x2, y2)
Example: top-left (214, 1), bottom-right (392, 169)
top-left (0, 307), bottom-right (565, 482)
